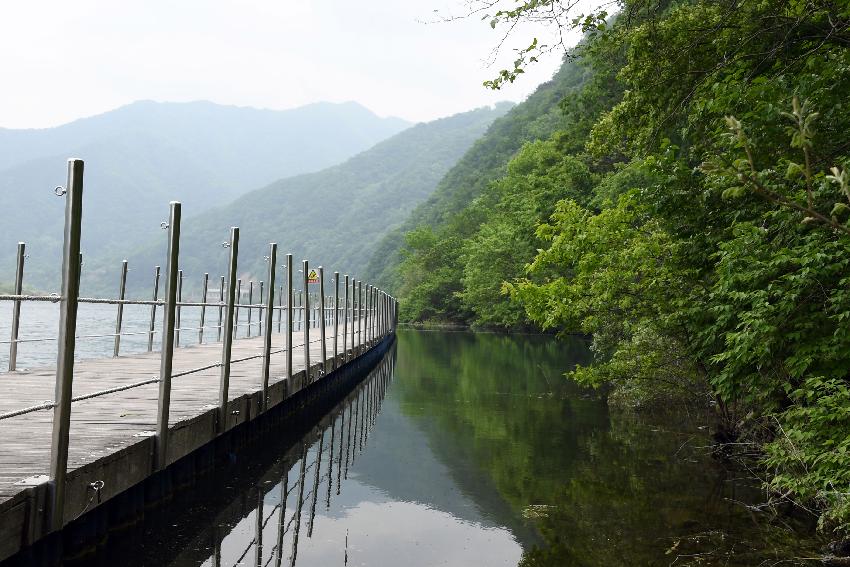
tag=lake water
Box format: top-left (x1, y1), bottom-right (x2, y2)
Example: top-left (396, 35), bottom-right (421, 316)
top-left (9, 330), bottom-right (828, 565)
top-left (0, 299), bottom-right (312, 370)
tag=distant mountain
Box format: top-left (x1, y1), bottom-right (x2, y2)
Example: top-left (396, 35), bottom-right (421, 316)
top-left (87, 103), bottom-right (513, 296)
top-left (0, 100), bottom-right (410, 289)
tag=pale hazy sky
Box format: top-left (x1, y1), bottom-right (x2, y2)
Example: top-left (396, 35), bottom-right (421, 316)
top-left (0, 1), bottom-right (576, 129)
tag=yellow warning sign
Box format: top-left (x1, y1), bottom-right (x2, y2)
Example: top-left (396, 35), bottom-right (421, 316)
top-left (307, 269), bottom-right (319, 284)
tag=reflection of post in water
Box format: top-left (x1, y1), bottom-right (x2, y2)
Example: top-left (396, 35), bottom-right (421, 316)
top-left (358, 385), bottom-right (365, 453)
top-left (375, 369), bottom-right (381, 423)
top-left (364, 379), bottom-right (372, 443)
top-left (274, 472), bottom-right (288, 567)
top-left (289, 444), bottom-right (308, 567)
top-left (307, 430), bottom-right (324, 537)
top-left (255, 488), bottom-right (264, 567)
top-left (374, 373), bottom-right (379, 421)
top-left (377, 365), bottom-right (387, 424)
top-left (327, 418), bottom-right (336, 509)
top-left (372, 371), bottom-right (380, 428)
top-left (337, 409), bottom-right (344, 495)
top-left (211, 525), bottom-right (221, 567)
top-left (351, 390), bottom-right (360, 466)
top-left (345, 399), bottom-right (353, 478)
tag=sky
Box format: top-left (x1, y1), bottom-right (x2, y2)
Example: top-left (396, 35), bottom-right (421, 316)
top-left (0, 1), bottom-right (577, 129)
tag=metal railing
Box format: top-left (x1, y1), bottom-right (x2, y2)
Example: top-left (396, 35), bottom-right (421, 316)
top-left (0, 158), bottom-right (399, 534)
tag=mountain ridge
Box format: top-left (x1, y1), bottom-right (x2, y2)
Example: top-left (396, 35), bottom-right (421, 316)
top-left (0, 99), bottom-right (412, 289)
top-left (83, 103), bottom-right (513, 296)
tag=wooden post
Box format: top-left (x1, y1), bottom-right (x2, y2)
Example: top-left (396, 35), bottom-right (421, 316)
top-left (357, 281), bottom-right (363, 355)
top-left (147, 266), bottom-right (161, 352)
top-left (261, 244), bottom-right (276, 411)
top-left (318, 267), bottom-right (327, 375)
top-left (302, 260), bottom-right (311, 383)
top-left (342, 275), bottom-right (349, 364)
top-left (199, 273), bottom-right (209, 344)
top-left (296, 291), bottom-right (302, 331)
top-left (367, 286), bottom-right (372, 346)
top-left (175, 270), bottom-right (183, 347)
top-left (218, 228), bottom-right (239, 432)
top-left (8, 242), bottom-right (25, 371)
top-left (235, 278), bottom-right (242, 338)
top-left (332, 272), bottom-right (339, 370)
top-left (349, 279), bottom-right (355, 360)
top-left (277, 284), bottom-right (283, 333)
top-left (154, 201), bottom-right (181, 470)
top-left (259, 281), bottom-right (264, 340)
top-left (49, 158), bottom-right (84, 531)
top-left (349, 279), bottom-right (355, 357)
top-left (365, 284), bottom-right (371, 348)
top-left (112, 260), bottom-right (128, 357)
top-left (217, 275), bottom-right (224, 342)
top-left (285, 254), bottom-right (293, 383)
top-left (247, 281), bottom-right (254, 338)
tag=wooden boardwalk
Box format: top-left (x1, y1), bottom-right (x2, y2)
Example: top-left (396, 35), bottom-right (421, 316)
top-left (0, 322), bottom-right (381, 560)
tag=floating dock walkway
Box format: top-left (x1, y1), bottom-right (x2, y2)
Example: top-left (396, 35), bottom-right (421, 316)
top-left (0, 158), bottom-right (398, 561)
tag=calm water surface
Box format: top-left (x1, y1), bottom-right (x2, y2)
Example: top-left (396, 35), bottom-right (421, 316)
top-left (35, 330), bottom-right (827, 566)
top-left (0, 300), bottom-right (309, 370)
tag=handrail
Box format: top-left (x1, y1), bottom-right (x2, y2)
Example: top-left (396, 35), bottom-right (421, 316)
top-left (0, 157), bottom-right (399, 534)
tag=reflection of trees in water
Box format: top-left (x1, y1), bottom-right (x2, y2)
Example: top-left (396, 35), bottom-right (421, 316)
top-left (392, 331), bottom-right (822, 567)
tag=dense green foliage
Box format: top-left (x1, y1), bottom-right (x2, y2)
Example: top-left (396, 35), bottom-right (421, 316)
top-left (365, 58), bottom-right (594, 292)
top-left (383, 0), bottom-right (850, 531)
top-left (0, 100), bottom-right (410, 292)
top-left (105, 105), bottom-right (508, 296)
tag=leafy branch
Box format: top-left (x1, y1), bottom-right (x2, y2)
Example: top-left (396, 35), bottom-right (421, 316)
top-left (704, 98), bottom-right (850, 237)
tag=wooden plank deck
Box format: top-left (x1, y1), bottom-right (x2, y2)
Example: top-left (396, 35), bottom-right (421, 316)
top-left (0, 321), bottom-right (376, 559)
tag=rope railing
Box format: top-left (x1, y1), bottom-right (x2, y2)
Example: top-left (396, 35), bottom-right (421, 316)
top-left (0, 308), bottom-right (336, 348)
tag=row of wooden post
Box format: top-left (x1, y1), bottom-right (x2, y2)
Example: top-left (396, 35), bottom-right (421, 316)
top-left (45, 159), bottom-right (398, 532)
top-left (7, 248), bottom-right (382, 372)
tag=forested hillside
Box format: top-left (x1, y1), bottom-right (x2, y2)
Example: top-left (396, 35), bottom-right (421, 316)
top-left (93, 104), bottom-right (510, 295)
top-left (365, 58), bottom-right (593, 291)
top-left (0, 100), bottom-right (409, 289)
top-left (385, 0), bottom-right (850, 532)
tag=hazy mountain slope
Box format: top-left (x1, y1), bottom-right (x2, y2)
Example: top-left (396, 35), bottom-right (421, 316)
top-left (0, 100), bottom-right (410, 289)
top-left (365, 58), bottom-right (590, 290)
top-left (85, 104), bottom-right (512, 296)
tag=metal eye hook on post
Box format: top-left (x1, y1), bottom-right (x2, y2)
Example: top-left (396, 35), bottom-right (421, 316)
top-left (160, 221), bottom-right (169, 230)
top-left (221, 241), bottom-right (231, 249)
top-left (54, 186), bottom-right (66, 196)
